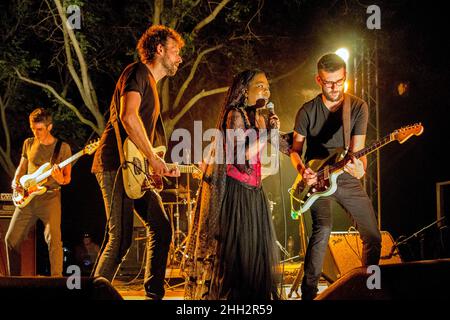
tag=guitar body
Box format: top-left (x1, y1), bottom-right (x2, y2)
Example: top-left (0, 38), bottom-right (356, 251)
top-left (122, 137), bottom-right (167, 199)
top-left (13, 162), bottom-right (51, 208)
top-left (292, 150), bottom-right (345, 214)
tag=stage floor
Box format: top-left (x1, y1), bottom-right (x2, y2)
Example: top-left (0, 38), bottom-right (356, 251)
top-left (114, 261), bottom-right (329, 300)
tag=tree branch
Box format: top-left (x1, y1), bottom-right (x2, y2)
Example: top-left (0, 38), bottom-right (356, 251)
top-left (166, 86), bottom-right (229, 133)
top-left (173, 44), bottom-right (224, 110)
top-left (191, 0), bottom-right (231, 38)
top-left (153, 0), bottom-right (163, 25)
top-left (15, 68), bottom-right (102, 135)
top-left (270, 60), bottom-right (306, 84)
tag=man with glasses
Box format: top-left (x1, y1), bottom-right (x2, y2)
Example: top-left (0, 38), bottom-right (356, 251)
top-left (289, 53), bottom-right (381, 300)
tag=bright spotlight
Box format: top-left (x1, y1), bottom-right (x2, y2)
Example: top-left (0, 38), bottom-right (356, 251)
top-left (335, 48), bottom-right (350, 64)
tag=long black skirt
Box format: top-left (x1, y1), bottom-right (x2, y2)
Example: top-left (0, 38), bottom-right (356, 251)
top-left (211, 176), bottom-right (280, 300)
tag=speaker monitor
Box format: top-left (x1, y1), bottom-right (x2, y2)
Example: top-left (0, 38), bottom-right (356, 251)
top-left (0, 217), bottom-right (36, 276)
top-left (323, 231), bottom-right (402, 282)
top-left (317, 258), bottom-right (450, 300)
top-left (0, 276), bottom-right (123, 300)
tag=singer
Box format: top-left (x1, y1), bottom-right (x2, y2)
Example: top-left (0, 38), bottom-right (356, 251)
top-left (183, 69), bottom-right (281, 300)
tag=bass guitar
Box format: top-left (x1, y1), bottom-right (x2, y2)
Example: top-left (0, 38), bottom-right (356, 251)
top-left (13, 140), bottom-right (99, 208)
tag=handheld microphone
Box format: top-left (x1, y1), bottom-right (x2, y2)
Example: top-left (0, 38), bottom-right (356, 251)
top-left (266, 102), bottom-right (275, 114)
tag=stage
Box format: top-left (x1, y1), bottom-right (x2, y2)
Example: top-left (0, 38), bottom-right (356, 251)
top-left (113, 262), bottom-right (328, 300)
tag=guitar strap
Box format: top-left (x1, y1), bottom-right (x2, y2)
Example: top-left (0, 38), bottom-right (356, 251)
top-left (112, 115), bottom-right (127, 169)
top-left (342, 93), bottom-right (351, 153)
top-left (50, 139), bottom-right (63, 165)
top-left (111, 69), bottom-right (161, 170)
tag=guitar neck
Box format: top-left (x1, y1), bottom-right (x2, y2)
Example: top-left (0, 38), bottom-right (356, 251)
top-left (37, 149), bottom-right (85, 182)
top-left (166, 163), bottom-right (198, 174)
top-left (328, 134), bottom-right (394, 173)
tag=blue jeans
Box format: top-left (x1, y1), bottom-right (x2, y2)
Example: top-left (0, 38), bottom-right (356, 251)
top-left (301, 173), bottom-right (382, 300)
top-left (93, 170), bottom-right (172, 298)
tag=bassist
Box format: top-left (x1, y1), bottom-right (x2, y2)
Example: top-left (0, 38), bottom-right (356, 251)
top-left (289, 53), bottom-right (381, 300)
top-left (6, 107), bottom-right (71, 276)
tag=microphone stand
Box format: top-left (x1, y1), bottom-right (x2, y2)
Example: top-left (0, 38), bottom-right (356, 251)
top-left (382, 216), bottom-right (447, 260)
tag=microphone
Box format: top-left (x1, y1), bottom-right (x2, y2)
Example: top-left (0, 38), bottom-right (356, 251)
top-left (266, 102), bottom-right (275, 114)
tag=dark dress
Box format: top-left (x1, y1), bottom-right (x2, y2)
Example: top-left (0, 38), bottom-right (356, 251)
top-left (183, 106), bottom-right (279, 300)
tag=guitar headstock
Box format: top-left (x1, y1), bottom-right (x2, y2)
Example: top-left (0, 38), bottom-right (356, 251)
top-left (393, 123), bottom-right (424, 144)
top-left (84, 139), bottom-right (100, 155)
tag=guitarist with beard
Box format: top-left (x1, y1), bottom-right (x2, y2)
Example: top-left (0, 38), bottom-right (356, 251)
top-left (91, 25), bottom-right (183, 300)
top-left (6, 107), bottom-right (72, 276)
top-left (290, 53), bottom-right (381, 300)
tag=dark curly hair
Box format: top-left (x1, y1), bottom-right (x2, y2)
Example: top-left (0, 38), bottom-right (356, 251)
top-left (29, 107), bottom-right (52, 125)
top-left (137, 25), bottom-right (184, 64)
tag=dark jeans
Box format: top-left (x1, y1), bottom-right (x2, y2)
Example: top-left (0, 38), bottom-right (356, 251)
top-left (301, 173), bottom-right (382, 300)
top-left (93, 170), bottom-right (172, 298)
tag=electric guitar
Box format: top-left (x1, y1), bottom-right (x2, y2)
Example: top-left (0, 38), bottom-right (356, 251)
top-left (12, 140), bottom-right (100, 208)
top-left (122, 137), bottom-right (202, 199)
top-left (290, 123), bottom-right (424, 215)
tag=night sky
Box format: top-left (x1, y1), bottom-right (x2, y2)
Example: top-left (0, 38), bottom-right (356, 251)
top-left (1, 1), bottom-right (449, 273)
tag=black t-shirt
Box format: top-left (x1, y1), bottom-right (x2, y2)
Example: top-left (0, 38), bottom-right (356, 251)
top-left (92, 62), bottom-right (162, 173)
top-left (293, 93), bottom-right (368, 162)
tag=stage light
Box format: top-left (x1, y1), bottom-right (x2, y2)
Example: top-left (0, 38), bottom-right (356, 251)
top-left (335, 48), bottom-right (350, 64)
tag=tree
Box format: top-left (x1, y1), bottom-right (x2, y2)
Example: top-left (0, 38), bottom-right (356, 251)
top-left (0, 0), bottom-right (41, 178)
top-left (14, 0), bottom-right (104, 136)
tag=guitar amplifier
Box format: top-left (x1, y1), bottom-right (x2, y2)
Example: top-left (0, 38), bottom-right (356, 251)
top-left (0, 193), bottom-right (14, 218)
top-left (323, 231), bottom-right (402, 283)
top-left (0, 193), bottom-right (36, 276)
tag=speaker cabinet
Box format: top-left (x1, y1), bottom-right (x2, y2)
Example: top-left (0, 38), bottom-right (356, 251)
top-left (0, 217), bottom-right (36, 276)
top-left (0, 276), bottom-right (123, 300)
top-left (323, 231), bottom-right (402, 282)
top-left (317, 259), bottom-right (450, 300)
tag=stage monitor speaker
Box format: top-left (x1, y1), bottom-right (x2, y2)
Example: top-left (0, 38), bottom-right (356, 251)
top-left (317, 258), bottom-right (450, 300)
top-left (0, 276), bottom-right (123, 300)
top-left (323, 231), bottom-right (402, 283)
top-left (0, 217), bottom-right (36, 276)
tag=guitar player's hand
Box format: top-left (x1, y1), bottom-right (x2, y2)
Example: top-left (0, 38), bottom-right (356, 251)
top-left (164, 165), bottom-right (180, 178)
top-left (11, 179), bottom-right (23, 193)
top-left (148, 154), bottom-right (168, 175)
top-left (302, 167), bottom-right (318, 186)
top-left (51, 165), bottom-right (65, 185)
top-left (344, 156), bottom-right (365, 179)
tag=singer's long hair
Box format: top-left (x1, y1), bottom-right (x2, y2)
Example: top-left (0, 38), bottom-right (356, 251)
top-left (216, 69), bottom-right (265, 131)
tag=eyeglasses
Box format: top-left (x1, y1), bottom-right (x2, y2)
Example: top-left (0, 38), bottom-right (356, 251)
top-left (320, 77), bottom-right (346, 88)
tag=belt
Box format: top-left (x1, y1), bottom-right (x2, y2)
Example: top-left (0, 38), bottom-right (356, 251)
top-left (46, 188), bottom-right (61, 193)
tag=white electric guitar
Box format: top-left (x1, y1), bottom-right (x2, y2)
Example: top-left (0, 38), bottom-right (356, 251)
top-left (122, 137), bottom-right (202, 199)
top-left (12, 140), bottom-right (99, 208)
